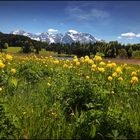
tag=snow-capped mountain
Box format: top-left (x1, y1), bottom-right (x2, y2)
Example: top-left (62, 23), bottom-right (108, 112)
top-left (10, 29), bottom-right (97, 44)
top-left (62, 30), bottom-right (96, 44)
top-left (11, 29), bottom-right (40, 41)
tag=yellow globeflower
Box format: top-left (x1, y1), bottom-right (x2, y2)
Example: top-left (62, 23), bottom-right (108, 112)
top-left (73, 58), bottom-right (78, 63)
top-left (87, 59), bottom-right (94, 65)
top-left (0, 62), bottom-right (5, 69)
top-left (98, 67), bottom-right (105, 73)
top-left (74, 56), bottom-right (78, 59)
top-left (85, 55), bottom-right (89, 60)
top-left (112, 72), bottom-right (118, 77)
top-left (94, 55), bottom-right (102, 61)
top-left (106, 63), bottom-right (112, 68)
top-left (85, 58), bottom-right (89, 63)
top-left (99, 61), bottom-right (106, 66)
top-left (132, 76), bottom-right (138, 82)
top-left (47, 83), bottom-right (51, 87)
top-left (76, 61), bottom-right (80, 66)
top-left (11, 68), bottom-right (16, 74)
top-left (53, 60), bottom-right (59, 64)
top-left (0, 87), bottom-right (2, 91)
top-left (106, 62), bottom-right (116, 68)
top-left (91, 68), bottom-right (96, 72)
top-left (108, 76), bottom-right (113, 81)
top-left (66, 60), bottom-right (70, 63)
top-left (123, 63), bottom-right (127, 67)
top-left (131, 71), bottom-right (137, 77)
top-left (130, 76), bottom-right (138, 85)
top-left (86, 76), bottom-right (90, 79)
top-left (116, 67), bottom-right (122, 74)
top-left (92, 64), bottom-right (97, 68)
top-left (6, 54), bottom-right (13, 61)
top-left (111, 63), bottom-right (117, 67)
top-left (63, 64), bottom-right (68, 68)
top-left (69, 66), bottom-right (73, 69)
top-left (80, 57), bottom-right (84, 63)
top-left (118, 77), bottom-right (123, 81)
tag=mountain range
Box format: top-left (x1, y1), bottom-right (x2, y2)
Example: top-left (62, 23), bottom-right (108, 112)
top-left (10, 29), bottom-right (97, 44)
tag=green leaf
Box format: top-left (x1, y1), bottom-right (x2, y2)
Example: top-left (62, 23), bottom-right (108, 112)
top-left (90, 125), bottom-right (96, 138)
top-left (11, 78), bottom-right (17, 87)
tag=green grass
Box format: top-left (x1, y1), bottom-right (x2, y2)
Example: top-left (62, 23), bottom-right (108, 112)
top-left (39, 49), bottom-right (57, 56)
top-left (0, 54), bottom-right (140, 139)
top-left (6, 47), bottom-right (21, 53)
top-left (5, 47), bottom-right (73, 57)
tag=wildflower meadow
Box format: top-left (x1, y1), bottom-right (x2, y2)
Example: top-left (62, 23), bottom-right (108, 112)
top-left (0, 53), bottom-right (140, 139)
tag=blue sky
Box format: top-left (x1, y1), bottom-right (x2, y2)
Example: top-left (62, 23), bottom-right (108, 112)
top-left (0, 1), bottom-right (140, 44)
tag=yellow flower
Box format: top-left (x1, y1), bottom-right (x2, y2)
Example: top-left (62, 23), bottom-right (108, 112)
top-left (73, 58), bottom-right (78, 63)
top-left (53, 60), bottom-right (59, 64)
top-left (118, 77), bottom-right (123, 81)
top-left (74, 56), bottom-right (78, 59)
top-left (106, 62), bottom-right (116, 68)
top-left (86, 76), bottom-right (90, 79)
top-left (80, 57), bottom-right (85, 63)
top-left (66, 60), bottom-right (70, 63)
top-left (0, 62), bottom-right (5, 69)
top-left (112, 72), bottom-right (118, 77)
top-left (84, 58), bottom-right (89, 63)
top-left (76, 61), bottom-right (80, 66)
top-left (23, 112), bottom-right (27, 115)
top-left (130, 76), bottom-right (138, 85)
top-left (94, 55), bottom-right (102, 61)
top-left (85, 55), bottom-right (89, 60)
top-left (106, 63), bottom-right (112, 68)
top-left (6, 54), bottom-right (13, 61)
top-left (92, 64), bottom-right (97, 68)
top-left (11, 68), bottom-right (16, 74)
top-left (47, 83), bottom-right (51, 87)
top-left (87, 59), bottom-right (94, 65)
top-left (131, 71), bottom-right (137, 77)
top-left (80, 57), bottom-right (84, 60)
top-left (91, 68), bottom-right (96, 72)
top-left (108, 76), bottom-right (113, 81)
top-left (111, 63), bottom-right (117, 67)
top-left (98, 67), bottom-right (105, 73)
top-left (0, 87), bottom-right (2, 91)
top-left (68, 66), bottom-right (73, 69)
top-left (99, 61), bottom-right (106, 66)
top-left (116, 67), bottom-right (122, 74)
top-left (63, 64), bottom-right (68, 68)
top-left (132, 76), bottom-right (138, 81)
top-left (123, 63), bottom-right (127, 67)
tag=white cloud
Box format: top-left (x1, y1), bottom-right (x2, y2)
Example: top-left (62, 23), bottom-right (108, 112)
top-left (68, 29), bottom-right (78, 34)
top-left (136, 34), bottom-right (140, 37)
top-left (121, 32), bottom-right (136, 37)
top-left (128, 37), bottom-right (133, 40)
top-left (119, 32), bottom-right (140, 39)
top-left (66, 6), bottom-right (109, 21)
top-left (117, 36), bottom-right (122, 39)
top-left (48, 28), bottom-right (58, 33)
top-left (91, 9), bottom-right (109, 18)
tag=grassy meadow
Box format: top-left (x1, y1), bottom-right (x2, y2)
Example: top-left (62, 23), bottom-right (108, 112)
top-left (5, 47), bottom-right (73, 58)
top-left (0, 52), bottom-right (140, 139)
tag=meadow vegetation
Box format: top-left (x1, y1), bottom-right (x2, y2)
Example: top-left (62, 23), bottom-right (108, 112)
top-left (0, 53), bottom-right (140, 139)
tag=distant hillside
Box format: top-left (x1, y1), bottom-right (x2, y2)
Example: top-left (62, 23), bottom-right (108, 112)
top-left (0, 32), bottom-right (40, 47)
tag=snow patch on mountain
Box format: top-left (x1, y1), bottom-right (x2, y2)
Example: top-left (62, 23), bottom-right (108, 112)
top-left (10, 29), bottom-right (97, 44)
